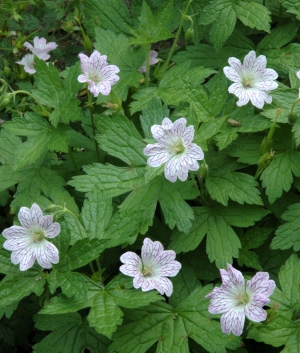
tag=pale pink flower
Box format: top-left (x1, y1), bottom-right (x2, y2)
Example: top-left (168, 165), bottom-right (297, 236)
top-left (139, 50), bottom-right (159, 73)
top-left (78, 51), bottom-right (120, 97)
top-left (144, 117), bottom-right (204, 182)
top-left (297, 71), bottom-right (300, 97)
top-left (23, 36), bottom-right (57, 60)
top-left (16, 54), bottom-right (36, 74)
top-left (120, 238), bottom-right (181, 297)
top-left (2, 203), bottom-right (60, 271)
top-left (206, 264), bottom-right (276, 336)
top-left (223, 51), bottom-right (278, 109)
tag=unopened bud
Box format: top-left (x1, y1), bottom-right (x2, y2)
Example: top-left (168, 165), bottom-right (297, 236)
top-left (83, 34), bottom-right (93, 52)
top-left (3, 66), bottom-right (11, 78)
top-left (0, 93), bottom-right (12, 110)
top-left (288, 112), bottom-right (297, 125)
top-left (62, 20), bottom-right (74, 33)
top-left (259, 136), bottom-right (272, 156)
top-left (198, 161), bottom-right (208, 179)
top-left (184, 28), bottom-right (194, 44)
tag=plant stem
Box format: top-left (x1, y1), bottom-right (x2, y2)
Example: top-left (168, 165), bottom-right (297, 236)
top-left (144, 44), bottom-right (151, 88)
top-left (13, 90), bottom-right (50, 116)
top-left (87, 90), bottom-right (101, 162)
top-left (95, 257), bottom-right (101, 272)
top-left (290, 97), bottom-right (300, 115)
top-left (158, 0), bottom-right (193, 80)
top-left (68, 146), bottom-right (80, 175)
top-left (89, 262), bottom-right (96, 273)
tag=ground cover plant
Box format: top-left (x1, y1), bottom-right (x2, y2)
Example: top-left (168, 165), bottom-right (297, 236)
top-left (0, 0), bottom-right (300, 352)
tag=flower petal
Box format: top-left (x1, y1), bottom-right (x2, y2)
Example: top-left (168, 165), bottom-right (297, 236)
top-left (246, 272), bottom-right (276, 297)
top-left (120, 264), bottom-right (140, 277)
top-left (245, 303), bottom-right (267, 322)
top-left (12, 246), bottom-right (36, 271)
top-left (228, 57), bottom-right (243, 75)
top-left (78, 53), bottom-right (89, 74)
top-left (30, 203), bottom-right (43, 225)
top-left (223, 66), bottom-right (241, 83)
top-left (120, 251), bottom-right (142, 266)
top-left (18, 206), bottom-right (34, 229)
top-left (153, 260), bottom-right (181, 277)
top-left (220, 307), bottom-right (245, 336)
top-left (151, 276), bottom-right (173, 296)
top-left (89, 51), bottom-right (107, 73)
top-left (35, 241), bottom-right (59, 268)
top-left (142, 238), bottom-right (164, 266)
top-left (243, 50), bottom-right (256, 71)
top-left (2, 225), bottom-right (27, 239)
top-left (45, 222), bottom-right (60, 238)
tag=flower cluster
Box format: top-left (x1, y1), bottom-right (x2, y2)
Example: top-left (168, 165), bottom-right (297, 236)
top-left (120, 238), bottom-right (181, 297)
top-left (16, 36), bottom-right (57, 74)
top-left (206, 264), bottom-right (276, 336)
top-left (144, 117), bottom-right (204, 182)
top-left (224, 50), bottom-right (278, 109)
top-left (139, 50), bottom-right (159, 73)
top-left (77, 50), bottom-right (120, 97)
top-left (2, 203), bottom-right (60, 271)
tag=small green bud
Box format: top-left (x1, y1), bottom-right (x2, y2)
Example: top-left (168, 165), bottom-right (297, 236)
top-left (288, 112), bottom-right (297, 125)
top-left (3, 66), bottom-right (11, 78)
top-left (259, 136), bottom-right (272, 156)
top-left (62, 20), bottom-right (74, 33)
top-left (83, 34), bottom-right (93, 51)
top-left (198, 161), bottom-right (209, 179)
top-left (0, 98), bottom-right (10, 110)
top-left (184, 28), bottom-right (194, 44)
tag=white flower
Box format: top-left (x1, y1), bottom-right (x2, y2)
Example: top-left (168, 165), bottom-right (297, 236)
top-left (206, 264), bottom-right (276, 336)
top-left (78, 51), bottom-right (120, 97)
top-left (139, 50), bottom-right (159, 73)
top-left (2, 203), bottom-right (60, 271)
top-left (297, 71), bottom-right (300, 97)
top-left (16, 54), bottom-right (36, 74)
top-left (120, 238), bottom-right (181, 297)
top-left (144, 117), bottom-right (204, 182)
top-left (23, 36), bottom-right (57, 60)
top-left (223, 51), bottom-right (278, 109)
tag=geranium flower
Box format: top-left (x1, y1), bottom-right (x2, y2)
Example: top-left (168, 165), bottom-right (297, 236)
top-left (77, 50), bottom-right (120, 97)
top-left (2, 203), bottom-right (60, 271)
top-left (206, 264), bottom-right (276, 336)
top-left (24, 36), bottom-right (57, 60)
top-left (223, 51), bottom-right (278, 109)
top-left (16, 54), bottom-right (36, 74)
top-left (120, 238), bottom-right (181, 297)
top-left (144, 117), bottom-right (204, 182)
top-left (139, 50), bottom-right (159, 73)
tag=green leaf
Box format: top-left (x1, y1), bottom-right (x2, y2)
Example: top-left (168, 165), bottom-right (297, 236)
top-left (261, 150), bottom-right (300, 204)
top-left (33, 313), bottom-right (110, 353)
top-left (199, 0), bottom-right (236, 51)
top-left (170, 204), bottom-right (267, 268)
top-left (63, 62), bottom-right (82, 97)
top-left (0, 270), bottom-right (45, 307)
top-left (47, 271), bottom-right (88, 300)
top-left (240, 226), bottom-right (273, 249)
top-left (69, 163), bottom-right (146, 197)
top-left (0, 129), bottom-right (22, 165)
top-left (129, 88), bottom-right (159, 115)
top-left (3, 112), bottom-right (50, 136)
top-left (95, 114), bottom-right (146, 166)
top-left (81, 186), bottom-right (113, 239)
top-left (83, 0), bottom-right (132, 35)
top-left (233, 1), bottom-right (271, 33)
top-left (94, 28), bottom-right (144, 99)
top-left (257, 21), bottom-right (298, 50)
top-left (109, 287), bottom-right (241, 353)
top-left (49, 94), bottom-right (83, 127)
top-left (119, 177), bottom-right (197, 234)
top-left (206, 171), bottom-right (263, 206)
top-left (32, 59), bottom-right (63, 106)
top-left (88, 275), bottom-right (161, 338)
top-left (278, 254), bottom-right (300, 310)
top-left (237, 248), bottom-right (263, 271)
top-left (129, 1), bottom-right (174, 45)
top-left (281, 0), bottom-right (300, 20)
top-left (271, 203), bottom-right (300, 251)
top-left (140, 97), bottom-right (169, 139)
top-left (48, 125), bottom-right (70, 153)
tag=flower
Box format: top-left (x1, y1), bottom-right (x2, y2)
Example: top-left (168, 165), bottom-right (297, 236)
top-left (223, 51), bottom-right (278, 109)
top-left (2, 203), bottom-right (60, 271)
top-left (139, 50), bottom-right (159, 73)
top-left (16, 54), bottom-right (36, 74)
top-left (206, 264), bottom-right (276, 336)
top-left (77, 50), bottom-right (120, 97)
top-left (143, 117), bottom-right (204, 182)
top-left (119, 238), bottom-right (181, 297)
top-left (23, 36), bottom-right (57, 60)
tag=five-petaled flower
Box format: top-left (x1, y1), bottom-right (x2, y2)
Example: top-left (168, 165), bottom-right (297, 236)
top-left (119, 238), bottom-right (181, 297)
top-left (144, 117), bottom-right (204, 182)
top-left (206, 264), bottom-right (276, 336)
top-left (2, 203), bottom-right (60, 271)
top-left (223, 50), bottom-right (278, 109)
top-left (139, 50), bottom-right (159, 73)
top-left (16, 54), bottom-right (36, 74)
top-left (23, 36), bottom-right (57, 60)
top-left (78, 50), bottom-right (120, 97)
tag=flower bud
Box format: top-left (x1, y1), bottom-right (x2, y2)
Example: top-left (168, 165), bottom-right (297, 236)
top-left (0, 93), bottom-right (12, 110)
top-left (82, 34), bottom-right (93, 52)
top-left (259, 136), bottom-right (272, 156)
top-left (3, 66), bottom-right (11, 78)
top-left (198, 161), bottom-right (208, 179)
top-left (62, 20), bottom-right (74, 33)
top-left (288, 112), bottom-right (297, 125)
top-left (184, 28), bottom-right (194, 44)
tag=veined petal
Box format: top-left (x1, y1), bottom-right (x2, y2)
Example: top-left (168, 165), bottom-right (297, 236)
top-left (98, 81), bottom-right (112, 96)
top-left (153, 250), bottom-right (176, 266)
top-left (154, 260), bottom-right (181, 277)
top-left (186, 144), bottom-right (204, 160)
top-left (30, 203), bottom-right (43, 225)
top-left (142, 238), bottom-right (164, 266)
top-left (18, 206), bottom-right (34, 229)
top-left (12, 246), bottom-right (36, 271)
top-left (228, 57), bottom-right (243, 75)
top-left (78, 53), bottom-right (89, 74)
top-left (248, 88), bottom-right (266, 109)
top-left (146, 151), bottom-right (170, 167)
top-left (223, 66), bottom-right (241, 83)
top-left (161, 118), bottom-right (173, 130)
top-left (45, 222), bottom-right (60, 238)
top-left (246, 272), bottom-right (276, 297)
top-left (243, 51), bottom-right (256, 71)
top-left (182, 125), bottom-right (195, 145)
top-left (39, 215), bottom-right (53, 231)
top-left (89, 51), bottom-right (107, 73)
top-left (120, 264), bottom-right (140, 277)
top-left (165, 155), bottom-right (188, 182)
top-left (173, 118), bottom-right (187, 137)
top-left (78, 74), bottom-right (88, 83)
top-left (101, 65), bottom-right (120, 81)
top-left (245, 303), bottom-right (267, 322)
top-left (151, 276), bottom-right (173, 296)
top-left (259, 68), bottom-right (278, 82)
top-left (251, 293), bottom-right (270, 307)
top-left (3, 236), bottom-right (31, 251)
top-left (149, 50), bottom-right (159, 65)
top-left (151, 125), bottom-right (168, 140)
top-left (254, 80), bottom-right (278, 91)
top-left (220, 307), bottom-right (245, 336)
top-left (35, 241), bottom-right (59, 268)
top-left (252, 55), bottom-right (267, 75)
top-left (2, 225), bottom-right (28, 239)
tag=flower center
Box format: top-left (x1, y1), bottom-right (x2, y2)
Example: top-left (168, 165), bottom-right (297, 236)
top-left (142, 266), bottom-right (153, 278)
top-left (235, 291), bottom-right (249, 305)
top-left (90, 73), bottom-right (101, 83)
top-left (32, 230), bottom-right (45, 243)
top-left (242, 75), bottom-right (254, 88)
top-left (171, 142), bottom-right (185, 154)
